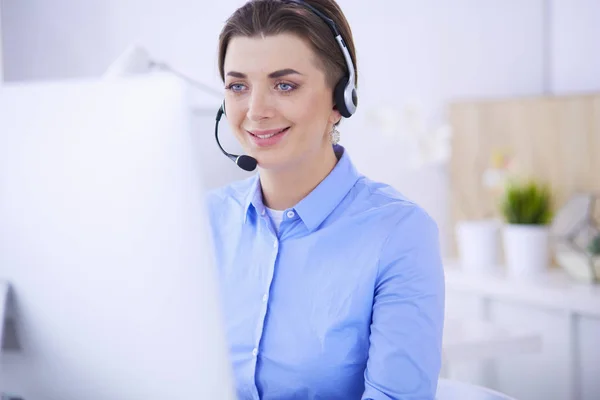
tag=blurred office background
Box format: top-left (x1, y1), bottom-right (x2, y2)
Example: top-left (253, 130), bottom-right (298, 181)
top-left (1, 1), bottom-right (599, 399)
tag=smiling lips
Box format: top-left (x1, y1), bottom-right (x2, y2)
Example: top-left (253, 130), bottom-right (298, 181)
top-left (247, 127), bottom-right (290, 147)
top-left (249, 127), bottom-right (289, 138)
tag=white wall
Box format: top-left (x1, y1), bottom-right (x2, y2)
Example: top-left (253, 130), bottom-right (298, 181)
top-left (550, 0), bottom-right (600, 93)
top-left (2, 0), bottom-right (599, 255)
top-left (1, 0), bottom-right (245, 86)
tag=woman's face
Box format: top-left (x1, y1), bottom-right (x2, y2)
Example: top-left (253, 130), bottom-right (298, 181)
top-left (223, 33), bottom-right (341, 171)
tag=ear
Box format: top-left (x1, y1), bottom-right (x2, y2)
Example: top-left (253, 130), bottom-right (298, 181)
top-left (328, 107), bottom-right (342, 125)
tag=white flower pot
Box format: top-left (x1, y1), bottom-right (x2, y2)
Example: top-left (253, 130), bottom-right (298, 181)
top-left (503, 224), bottom-right (550, 278)
top-left (455, 219), bottom-right (500, 273)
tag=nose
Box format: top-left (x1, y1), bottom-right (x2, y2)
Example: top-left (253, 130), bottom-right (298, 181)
top-left (247, 88), bottom-right (275, 122)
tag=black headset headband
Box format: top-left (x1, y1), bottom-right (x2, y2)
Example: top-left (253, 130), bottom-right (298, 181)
top-left (286, 0), bottom-right (357, 117)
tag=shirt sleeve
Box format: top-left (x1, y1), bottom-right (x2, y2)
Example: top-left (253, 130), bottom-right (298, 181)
top-left (362, 207), bottom-right (445, 400)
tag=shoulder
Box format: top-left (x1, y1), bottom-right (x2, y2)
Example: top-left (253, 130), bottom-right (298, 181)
top-left (357, 178), bottom-right (442, 287)
top-left (349, 176), bottom-right (441, 270)
top-left (205, 175), bottom-right (257, 212)
top-left (351, 175), bottom-right (438, 234)
top-left (350, 179), bottom-right (444, 307)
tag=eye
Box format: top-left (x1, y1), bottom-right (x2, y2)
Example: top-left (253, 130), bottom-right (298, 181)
top-left (276, 82), bottom-right (297, 92)
top-left (226, 83), bottom-right (247, 93)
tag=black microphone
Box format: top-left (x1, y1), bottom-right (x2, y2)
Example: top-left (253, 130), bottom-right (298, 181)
top-left (215, 105), bottom-right (258, 172)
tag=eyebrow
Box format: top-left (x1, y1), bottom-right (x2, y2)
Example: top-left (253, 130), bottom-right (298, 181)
top-left (226, 68), bottom-right (303, 79)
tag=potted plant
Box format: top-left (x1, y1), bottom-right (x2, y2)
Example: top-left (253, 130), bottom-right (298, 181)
top-left (500, 180), bottom-right (554, 278)
top-left (454, 150), bottom-right (515, 273)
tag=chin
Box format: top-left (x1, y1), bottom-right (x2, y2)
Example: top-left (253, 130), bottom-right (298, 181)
top-left (255, 156), bottom-right (289, 171)
top-left (253, 150), bottom-right (298, 171)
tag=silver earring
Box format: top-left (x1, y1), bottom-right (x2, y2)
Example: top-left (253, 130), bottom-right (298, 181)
top-left (330, 125), bottom-right (340, 145)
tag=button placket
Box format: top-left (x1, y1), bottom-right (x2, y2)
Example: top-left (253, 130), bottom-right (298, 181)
top-left (252, 230), bottom-right (278, 372)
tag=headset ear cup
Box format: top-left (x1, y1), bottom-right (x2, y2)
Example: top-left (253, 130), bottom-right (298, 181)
top-left (334, 77), bottom-right (351, 118)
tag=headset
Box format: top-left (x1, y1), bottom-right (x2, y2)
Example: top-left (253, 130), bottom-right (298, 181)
top-left (215, 0), bottom-right (358, 172)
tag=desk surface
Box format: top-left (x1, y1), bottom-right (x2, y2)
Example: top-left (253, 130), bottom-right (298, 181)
top-left (444, 260), bottom-right (600, 318)
top-left (437, 379), bottom-right (515, 400)
top-left (442, 318), bottom-right (542, 362)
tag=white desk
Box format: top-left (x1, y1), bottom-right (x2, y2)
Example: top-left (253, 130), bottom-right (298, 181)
top-left (444, 261), bottom-right (600, 318)
top-left (443, 318), bottom-right (541, 363)
top-left (437, 379), bottom-right (516, 400)
top-left (444, 260), bottom-right (600, 400)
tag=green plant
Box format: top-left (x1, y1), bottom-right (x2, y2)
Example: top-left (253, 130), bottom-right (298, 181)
top-left (500, 180), bottom-right (553, 225)
top-left (588, 234), bottom-right (600, 256)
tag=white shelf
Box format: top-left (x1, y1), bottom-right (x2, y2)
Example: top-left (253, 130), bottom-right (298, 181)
top-left (444, 260), bottom-right (600, 318)
top-left (443, 318), bottom-right (542, 363)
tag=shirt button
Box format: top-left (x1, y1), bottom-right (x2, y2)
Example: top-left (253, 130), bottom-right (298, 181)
top-left (273, 240), bottom-right (278, 249)
top-left (286, 210), bottom-right (295, 218)
top-left (262, 294), bottom-right (268, 302)
top-left (252, 348), bottom-right (258, 356)
top-left (260, 209), bottom-right (266, 216)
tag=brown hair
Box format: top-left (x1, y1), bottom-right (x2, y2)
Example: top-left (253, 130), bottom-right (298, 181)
top-left (217, 0), bottom-right (357, 91)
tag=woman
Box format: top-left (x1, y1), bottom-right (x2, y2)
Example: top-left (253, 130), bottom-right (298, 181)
top-left (207, 0), bottom-right (445, 399)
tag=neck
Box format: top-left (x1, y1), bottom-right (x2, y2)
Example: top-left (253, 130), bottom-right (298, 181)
top-left (260, 145), bottom-right (338, 211)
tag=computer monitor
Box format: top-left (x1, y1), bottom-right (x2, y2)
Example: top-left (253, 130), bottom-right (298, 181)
top-left (0, 74), bottom-right (236, 400)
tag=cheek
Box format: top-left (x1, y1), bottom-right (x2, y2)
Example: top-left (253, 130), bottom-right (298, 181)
top-left (225, 104), bottom-right (247, 133)
top-left (290, 92), bottom-right (331, 126)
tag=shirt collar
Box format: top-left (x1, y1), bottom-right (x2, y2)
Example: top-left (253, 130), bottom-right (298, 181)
top-left (295, 145), bottom-right (360, 231)
top-left (243, 174), bottom-right (263, 224)
top-left (243, 145), bottom-right (360, 231)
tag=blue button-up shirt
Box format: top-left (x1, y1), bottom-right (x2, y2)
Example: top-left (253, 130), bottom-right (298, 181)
top-left (207, 145), bottom-right (445, 400)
